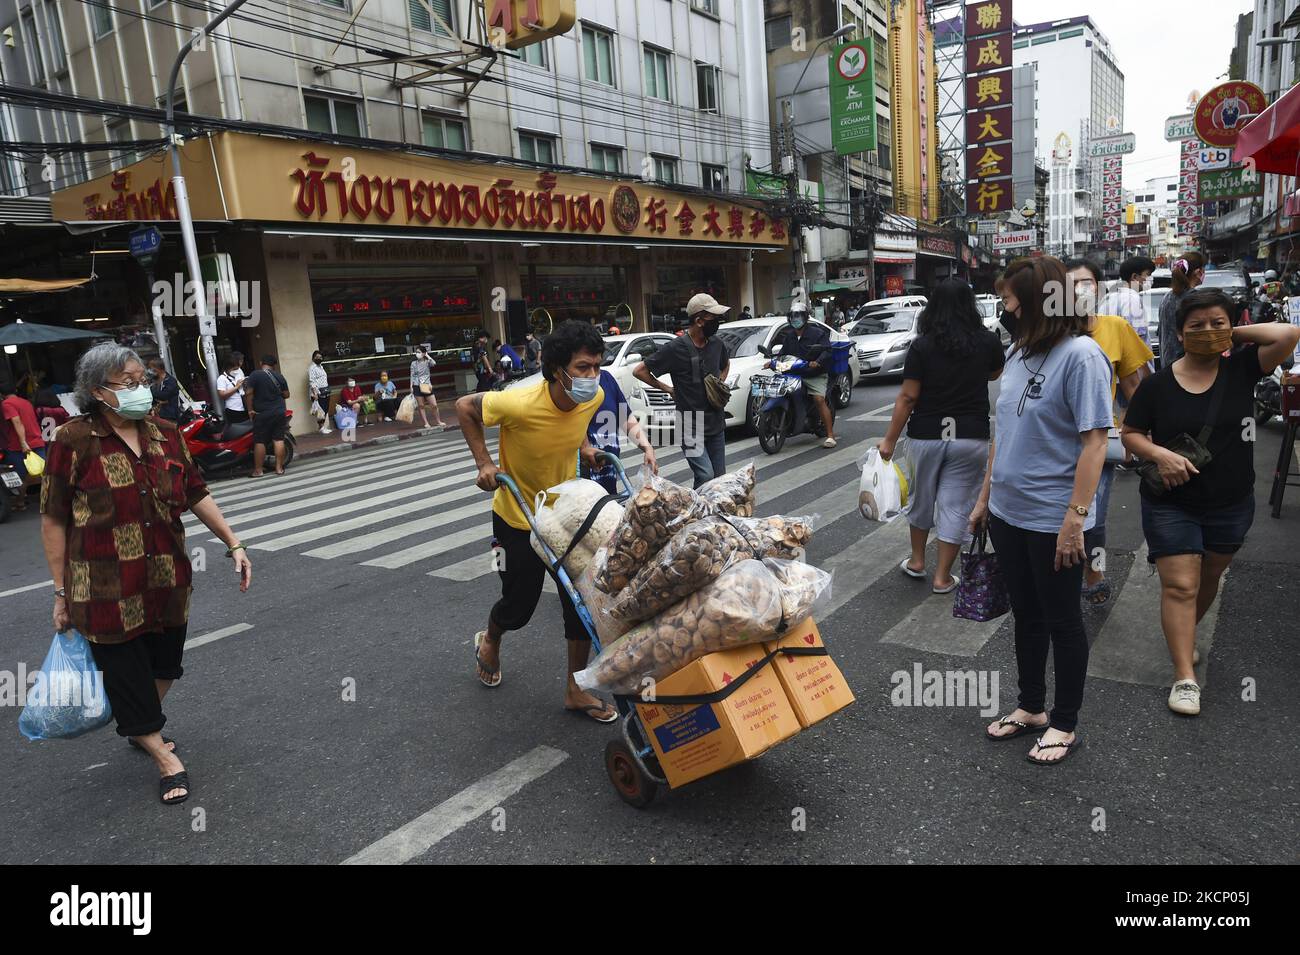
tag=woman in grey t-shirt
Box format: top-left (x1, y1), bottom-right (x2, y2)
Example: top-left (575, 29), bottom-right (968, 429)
top-left (971, 256), bottom-right (1112, 766)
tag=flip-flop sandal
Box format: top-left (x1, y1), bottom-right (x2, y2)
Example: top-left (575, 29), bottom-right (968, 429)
top-left (129, 736), bottom-right (177, 755)
top-left (1081, 579), bottom-right (1112, 605)
top-left (159, 771), bottom-right (190, 805)
top-left (474, 631), bottom-right (502, 688)
top-left (566, 702), bottom-right (619, 724)
top-left (899, 559), bottom-right (927, 579)
top-left (986, 715), bottom-right (1049, 741)
top-left (1026, 735), bottom-right (1082, 766)
top-left (932, 576), bottom-right (960, 595)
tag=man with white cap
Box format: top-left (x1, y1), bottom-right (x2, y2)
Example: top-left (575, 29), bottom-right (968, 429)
top-left (633, 292), bottom-right (731, 487)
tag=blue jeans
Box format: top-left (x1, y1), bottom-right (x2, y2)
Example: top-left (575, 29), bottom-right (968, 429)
top-left (684, 430), bottom-right (726, 488)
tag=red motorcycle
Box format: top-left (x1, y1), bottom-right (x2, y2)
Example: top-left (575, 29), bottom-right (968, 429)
top-left (179, 407), bottom-right (295, 478)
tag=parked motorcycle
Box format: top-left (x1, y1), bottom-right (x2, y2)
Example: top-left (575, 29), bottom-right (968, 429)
top-left (0, 461), bottom-right (23, 523)
top-left (179, 407), bottom-right (296, 477)
top-left (750, 355), bottom-right (835, 455)
top-left (1254, 364), bottom-right (1286, 425)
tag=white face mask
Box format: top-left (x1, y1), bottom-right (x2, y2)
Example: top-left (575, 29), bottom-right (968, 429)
top-left (347, 380), bottom-right (356, 388)
top-left (1140, 276), bottom-right (1153, 292)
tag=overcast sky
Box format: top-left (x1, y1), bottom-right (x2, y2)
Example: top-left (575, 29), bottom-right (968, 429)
top-left (1013, 0), bottom-right (1255, 189)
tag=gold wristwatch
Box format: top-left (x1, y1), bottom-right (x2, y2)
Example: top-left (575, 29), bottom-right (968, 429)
top-left (1069, 503), bottom-right (1090, 517)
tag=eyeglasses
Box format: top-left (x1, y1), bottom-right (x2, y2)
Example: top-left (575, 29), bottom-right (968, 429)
top-left (104, 376), bottom-right (146, 390)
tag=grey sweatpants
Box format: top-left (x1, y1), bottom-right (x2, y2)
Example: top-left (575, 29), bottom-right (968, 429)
top-left (905, 437), bottom-right (989, 545)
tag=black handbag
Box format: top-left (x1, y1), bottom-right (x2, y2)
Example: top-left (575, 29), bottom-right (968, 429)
top-left (1136, 363), bottom-right (1226, 497)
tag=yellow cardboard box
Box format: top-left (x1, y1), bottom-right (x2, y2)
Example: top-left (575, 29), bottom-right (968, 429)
top-left (764, 618), bottom-right (855, 728)
top-left (635, 644), bottom-right (801, 789)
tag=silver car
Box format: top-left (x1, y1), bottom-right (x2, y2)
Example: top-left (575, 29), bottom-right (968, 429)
top-left (845, 308), bottom-right (920, 379)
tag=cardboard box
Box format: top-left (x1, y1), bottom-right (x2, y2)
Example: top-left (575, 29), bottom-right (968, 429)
top-left (764, 618), bottom-right (855, 729)
top-left (636, 644), bottom-right (801, 789)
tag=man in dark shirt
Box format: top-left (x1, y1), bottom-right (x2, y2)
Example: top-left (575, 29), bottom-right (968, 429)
top-left (147, 358), bottom-right (181, 422)
top-left (243, 354), bottom-right (290, 476)
top-left (770, 302), bottom-right (837, 447)
top-left (634, 292), bottom-right (731, 487)
top-left (472, 332), bottom-right (493, 392)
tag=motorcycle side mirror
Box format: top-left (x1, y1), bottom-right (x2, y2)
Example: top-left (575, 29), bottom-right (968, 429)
top-left (758, 345), bottom-right (772, 358)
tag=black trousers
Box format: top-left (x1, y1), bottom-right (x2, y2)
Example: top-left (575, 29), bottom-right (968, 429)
top-left (89, 627), bottom-right (187, 738)
top-left (490, 512), bottom-right (588, 641)
top-left (987, 514), bottom-right (1089, 733)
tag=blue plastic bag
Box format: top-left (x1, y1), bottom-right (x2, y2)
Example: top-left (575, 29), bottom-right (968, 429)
top-left (18, 630), bottom-right (113, 740)
top-left (335, 406), bottom-right (358, 430)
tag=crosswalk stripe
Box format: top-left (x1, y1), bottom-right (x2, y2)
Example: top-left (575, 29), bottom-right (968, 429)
top-left (846, 402), bottom-right (896, 423)
top-left (203, 448), bottom-right (499, 529)
top-left (817, 517), bottom-right (913, 619)
top-left (1086, 543), bottom-right (1221, 688)
top-left (880, 588), bottom-right (1005, 657)
top-left (189, 437), bottom-right (493, 513)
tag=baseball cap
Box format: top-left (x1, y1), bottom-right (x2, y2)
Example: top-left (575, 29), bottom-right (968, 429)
top-left (686, 292), bottom-right (730, 317)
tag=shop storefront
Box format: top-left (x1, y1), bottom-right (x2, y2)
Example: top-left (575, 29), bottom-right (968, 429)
top-left (915, 233), bottom-right (960, 288)
top-left (50, 131), bottom-right (786, 433)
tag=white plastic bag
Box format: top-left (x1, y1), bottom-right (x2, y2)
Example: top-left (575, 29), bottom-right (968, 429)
top-left (528, 478), bottom-right (624, 577)
top-left (858, 448), bottom-right (903, 522)
top-left (395, 394), bottom-right (416, 424)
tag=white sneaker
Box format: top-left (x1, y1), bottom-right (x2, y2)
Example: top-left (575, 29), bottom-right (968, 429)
top-left (319, 426), bottom-right (332, 435)
top-left (1168, 680), bottom-right (1201, 716)
top-left (822, 437), bottom-right (837, 448)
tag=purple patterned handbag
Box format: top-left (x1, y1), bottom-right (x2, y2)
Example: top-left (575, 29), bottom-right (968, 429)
top-left (953, 527), bottom-right (1010, 622)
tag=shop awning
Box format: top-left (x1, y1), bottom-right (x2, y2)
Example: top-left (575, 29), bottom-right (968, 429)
top-left (0, 319), bottom-right (111, 345)
top-left (811, 280), bottom-right (854, 293)
top-left (0, 277), bottom-right (93, 294)
top-left (1234, 83), bottom-right (1300, 175)
top-left (872, 252), bottom-right (917, 265)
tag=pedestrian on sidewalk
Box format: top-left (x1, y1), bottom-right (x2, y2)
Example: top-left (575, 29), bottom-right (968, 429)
top-left (244, 355), bottom-right (290, 477)
top-left (308, 350), bottom-right (331, 435)
top-left (339, 377), bottom-right (368, 425)
top-left (770, 301), bottom-right (837, 448)
top-left (1, 380), bottom-right (45, 509)
top-left (879, 278), bottom-right (1004, 595)
top-left (523, 331), bottom-right (542, 373)
top-left (1067, 258), bottom-right (1154, 607)
top-left (147, 358), bottom-right (181, 423)
top-left (633, 292), bottom-right (731, 487)
top-left (585, 368), bottom-right (658, 494)
top-left (1122, 288), bottom-right (1300, 717)
top-left (1158, 252), bottom-right (1206, 367)
top-left (970, 256), bottom-right (1112, 765)
top-left (39, 342), bottom-right (252, 806)
top-left (374, 372), bottom-right (399, 421)
top-left (1101, 256), bottom-right (1155, 345)
top-left (409, 345), bottom-right (447, 430)
top-left (472, 332), bottom-right (494, 393)
top-left (217, 352), bottom-right (247, 423)
top-left (455, 319), bottom-right (616, 722)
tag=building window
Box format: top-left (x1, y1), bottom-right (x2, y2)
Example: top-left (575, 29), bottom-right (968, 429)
top-left (701, 162), bottom-right (727, 191)
top-left (876, 115), bottom-right (892, 172)
top-left (696, 62), bottom-right (720, 113)
top-left (91, 2), bottom-right (114, 39)
top-left (422, 113), bottom-right (467, 151)
top-left (315, 0), bottom-right (349, 8)
top-left (644, 45), bottom-right (672, 102)
top-left (583, 25), bottom-right (616, 87)
top-left (109, 119), bottom-right (137, 167)
top-left (43, 1), bottom-right (67, 74)
top-left (519, 41), bottom-right (548, 68)
top-left (590, 143), bottom-right (623, 174)
top-left (409, 0), bottom-right (453, 36)
top-left (694, 0), bottom-right (719, 15)
top-left (652, 155), bottom-right (678, 183)
top-left (519, 131), bottom-right (557, 164)
top-left (304, 94), bottom-right (363, 136)
top-left (765, 15), bottom-right (792, 52)
top-left (22, 13), bottom-right (44, 84)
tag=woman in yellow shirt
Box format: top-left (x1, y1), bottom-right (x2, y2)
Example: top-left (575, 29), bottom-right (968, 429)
top-left (1066, 259), bottom-right (1154, 606)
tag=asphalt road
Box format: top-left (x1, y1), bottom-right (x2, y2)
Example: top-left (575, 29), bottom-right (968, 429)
top-left (0, 380), bottom-right (1295, 864)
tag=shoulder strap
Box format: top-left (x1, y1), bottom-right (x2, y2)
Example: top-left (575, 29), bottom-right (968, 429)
top-left (556, 494), bottom-right (619, 569)
top-left (689, 343), bottom-right (705, 384)
top-left (1196, 359), bottom-right (1229, 447)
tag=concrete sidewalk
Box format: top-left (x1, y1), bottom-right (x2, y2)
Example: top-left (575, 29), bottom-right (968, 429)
top-left (294, 418), bottom-right (460, 460)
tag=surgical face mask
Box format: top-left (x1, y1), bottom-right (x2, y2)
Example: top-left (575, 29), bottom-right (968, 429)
top-left (789, 315), bottom-right (805, 330)
top-left (1182, 326), bottom-right (1233, 357)
top-left (702, 318), bottom-right (720, 338)
top-left (347, 379), bottom-right (356, 388)
top-left (1140, 276), bottom-right (1154, 292)
top-left (561, 367), bottom-right (599, 403)
top-left (104, 382), bottom-right (153, 420)
top-left (380, 376), bottom-right (389, 384)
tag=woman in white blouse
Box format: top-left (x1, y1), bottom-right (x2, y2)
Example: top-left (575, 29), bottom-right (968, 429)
top-left (216, 352), bottom-right (247, 422)
top-left (308, 350), bottom-right (331, 434)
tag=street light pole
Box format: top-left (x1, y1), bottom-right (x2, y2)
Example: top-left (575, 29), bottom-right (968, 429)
top-left (163, 0), bottom-right (250, 415)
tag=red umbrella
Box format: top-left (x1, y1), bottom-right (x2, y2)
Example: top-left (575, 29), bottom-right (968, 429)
top-left (1234, 83), bottom-right (1300, 176)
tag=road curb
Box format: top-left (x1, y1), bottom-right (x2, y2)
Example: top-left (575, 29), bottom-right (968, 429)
top-left (296, 425), bottom-right (459, 460)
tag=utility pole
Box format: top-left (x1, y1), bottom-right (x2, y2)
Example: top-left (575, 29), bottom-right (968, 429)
top-left (782, 98), bottom-right (806, 305)
top-left (163, 0), bottom-right (250, 415)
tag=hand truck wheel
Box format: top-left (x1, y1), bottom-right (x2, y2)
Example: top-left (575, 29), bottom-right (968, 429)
top-left (604, 739), bottom-right (658, 808)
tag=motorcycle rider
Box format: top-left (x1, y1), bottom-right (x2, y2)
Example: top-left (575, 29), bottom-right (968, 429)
top-left (770, 301), bottom-right (837, 448)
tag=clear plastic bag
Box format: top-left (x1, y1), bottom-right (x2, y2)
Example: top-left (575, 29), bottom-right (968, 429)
top-left (603, 513), bottom-right (817, 626)
top-left (763, 558), bottom-right (833, 624)
top-left (529, 478), bottom-right (625, 578)
top-left (574, 546), bottom-right (636, 646)
top-left (591, 471), bottom-right (712, 594)
top-left (698, 462), bottom-right (757, 516)
top-left (18, 630), bottom-right (113, 741)
top-left (575, 559), bottom-right (784, 695)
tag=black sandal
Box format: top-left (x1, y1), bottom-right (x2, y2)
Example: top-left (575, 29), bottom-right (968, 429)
top-left (986, 715), bottom-right (1048, 741)
top-left (1026, 736), bottom-right (1081, 766)
top-left (129, 736), bottom-right (177, 755)
top-left (159, 771), bottom-right (191, 805)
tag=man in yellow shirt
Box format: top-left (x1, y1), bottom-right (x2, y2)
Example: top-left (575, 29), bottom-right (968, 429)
top-left (1067, 259), bottom-right (1155, 606)
top-left (455, 320), bottom-right (617, 722)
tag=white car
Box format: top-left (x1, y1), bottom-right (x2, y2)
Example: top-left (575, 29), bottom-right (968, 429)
top-left (852, 295), bottom-right (928, 323)
top-left (634, 317), bottom-right (862, 434)
top-left (845, 307), bottom-right (922, 379)
top-left (506, 332), bottom-right (677, 428)
top-left (1140, 288), bottom-right (1170, 361)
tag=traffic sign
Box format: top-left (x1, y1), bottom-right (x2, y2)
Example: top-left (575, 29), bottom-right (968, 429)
top-left (129, 226), bottom-right (162, 267)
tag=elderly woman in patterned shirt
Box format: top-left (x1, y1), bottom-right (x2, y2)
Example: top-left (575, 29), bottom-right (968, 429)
top-left (39, 343), bottom-right (252, 806)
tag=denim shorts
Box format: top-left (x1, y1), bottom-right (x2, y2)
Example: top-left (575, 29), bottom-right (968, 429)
top-left (1141, 494), bottom-right (1255, 562)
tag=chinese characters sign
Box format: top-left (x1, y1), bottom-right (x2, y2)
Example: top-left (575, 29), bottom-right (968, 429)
top-left (1178, 138), bottom-right (1202, 240)
top-left (1101, 155), bottom-right (1124, 244)
top-left (1197, 166), bottom-right (1264, 202)
top-left (964, 0), bottom-right (1014, 216)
